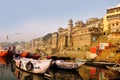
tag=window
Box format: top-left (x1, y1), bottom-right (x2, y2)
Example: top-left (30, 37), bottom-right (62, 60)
top-left (112, 23), bottom-right (114, 26)
top-left (116, 22), bottom-right (118, 26)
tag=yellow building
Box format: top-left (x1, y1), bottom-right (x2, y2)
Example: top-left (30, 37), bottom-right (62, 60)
top-left (103, 3), bottom-right (120, 44)
top-left (103, 3), bottom-right (120, 33)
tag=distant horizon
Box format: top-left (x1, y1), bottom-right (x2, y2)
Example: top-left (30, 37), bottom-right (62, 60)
top-left (0, 0), bottom-right (120, 43)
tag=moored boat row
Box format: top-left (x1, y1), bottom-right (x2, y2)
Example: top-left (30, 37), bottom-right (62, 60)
top-left (13, 55), bottom-right (86, 75)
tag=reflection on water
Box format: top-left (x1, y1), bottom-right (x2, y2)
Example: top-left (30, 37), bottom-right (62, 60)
top-left (0, 57), bottom-right (18, 80)
top-left (48, 68), bottom-right (82, 80)
top-left (0, 57), bottom-right (120, 80)
top-left (78, 65), bottom-right (120, 80)
top-left (13, 67), bottom-right (47, 80)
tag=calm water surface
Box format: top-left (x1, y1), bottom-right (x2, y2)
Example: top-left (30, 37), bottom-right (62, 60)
top-left (0, 57), bottom-right (120, 80)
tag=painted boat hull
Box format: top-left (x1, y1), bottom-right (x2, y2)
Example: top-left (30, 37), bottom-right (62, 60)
top-left (20, 52), bottom-right (29, 57)
top-left (0, 57), bottom-right (6, 64)
top-left (0, 50), bottom-right (8, 57)
top-left (14, 58), bottom-right (52, 74)
top-left (54, 60), bottom-right (85, 70)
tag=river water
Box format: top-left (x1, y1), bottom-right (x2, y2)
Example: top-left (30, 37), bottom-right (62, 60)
top-left (0, 57), bottom-right (120, 80)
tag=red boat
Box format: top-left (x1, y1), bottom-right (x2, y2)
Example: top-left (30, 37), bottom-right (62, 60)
top-left (0, 57), bottom-right (6, 64)
top-left (19, 51), bottom-right (40, 59)
top-left (32, 53), bottom-right (40, 59)
top-left (20, 51), bottom-right (29, 57)
top-left (0, 50), bottom-right (8, 57)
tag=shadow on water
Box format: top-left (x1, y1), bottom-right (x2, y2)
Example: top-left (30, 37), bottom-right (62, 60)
top-left (78, 65), bottom-right (120, 80)
top-left (47, 65), bottom-right (83, 80)
top-left (0, 57), bottom-right (18, 80)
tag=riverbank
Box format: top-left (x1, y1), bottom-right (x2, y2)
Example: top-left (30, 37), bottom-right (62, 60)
top-left (49, 48), bottom-right (120, 63)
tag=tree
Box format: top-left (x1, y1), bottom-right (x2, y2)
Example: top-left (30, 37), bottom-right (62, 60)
top-left (43, 33), bottom-right (52, 41)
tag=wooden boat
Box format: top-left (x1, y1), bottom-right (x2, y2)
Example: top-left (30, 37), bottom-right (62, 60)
top-left (0, 50), bottom-right (8, 57)
top-left (19, 51), bottom-right (40, 59)
top-left (106, 64), bottom-right (120, 72)
top-left (86, 61), bottom-right (116, 67)
top-left (32, 53), bottom-right (40, 59)
top-left (26, 53), bottom-right (40, 59)
top-left (53, 60), bottom-right (85, 70)
top-left (20, 51), bottom-right (29, 57)
top-left (14, 57), bottom-right (52, 74)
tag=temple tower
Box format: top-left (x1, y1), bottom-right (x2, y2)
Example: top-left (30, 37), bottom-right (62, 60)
top-left (67, 19), bottom-right (73, 49)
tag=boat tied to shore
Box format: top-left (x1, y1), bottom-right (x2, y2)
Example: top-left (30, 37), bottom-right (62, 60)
top-left (52, 60), bottom-right (85, 70)
top-left (14, 57), bottom-right (52, 74)
top-left (0, 50), bottom-right (8, 57)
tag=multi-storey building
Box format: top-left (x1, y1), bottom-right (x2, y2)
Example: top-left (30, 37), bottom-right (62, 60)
top-left (103, 3), bottom-right (120, 44)
top-left (104, 3), bottom-right (120, 33)
top-left (52, 18), bottom-right (103, 51)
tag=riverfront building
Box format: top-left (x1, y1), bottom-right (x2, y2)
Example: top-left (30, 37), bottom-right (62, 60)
top-left (51, 18), bottom-right (103, 51)
top-left (51, 3), bottom-right (120, 51)
top-left (103, 3), bottom-right (120, 44)
top-left (103, 3), bottom-right (120, 32)
top-left (21, 3), bottom-right (120, 55)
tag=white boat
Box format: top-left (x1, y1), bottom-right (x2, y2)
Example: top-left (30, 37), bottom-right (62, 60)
top-left (53, 60), bottom-right (85, 70)
top-left (14, 57), bottom-right (52, 74)
top-left (106, 64), bottom-right (120, 72)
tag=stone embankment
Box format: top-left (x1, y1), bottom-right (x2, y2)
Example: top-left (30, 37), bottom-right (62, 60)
top-left (52, 50), bottom-right (87, 59)
top-left (51, 48), bottom-right (120, 63)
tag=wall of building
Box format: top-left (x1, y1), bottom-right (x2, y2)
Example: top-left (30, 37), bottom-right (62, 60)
top-left (51, 18), bottom-right (102, 51)
top-left (103, 4), bottom-right (120, 33)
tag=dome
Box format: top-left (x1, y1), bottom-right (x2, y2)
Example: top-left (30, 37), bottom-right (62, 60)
top-left (58, 27), bottom-right (64, 32)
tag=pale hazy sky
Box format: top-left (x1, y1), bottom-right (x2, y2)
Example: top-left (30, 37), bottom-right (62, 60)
top-left (0, 0), bottom-right (120, 42)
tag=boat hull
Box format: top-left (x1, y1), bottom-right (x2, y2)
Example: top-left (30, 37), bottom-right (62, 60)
top-left (14, 58), bottom-right (52, 74)
top-left (0, 50), bottom-right (8, 57)
top-left (53, 60), bottom-right (85, 70)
